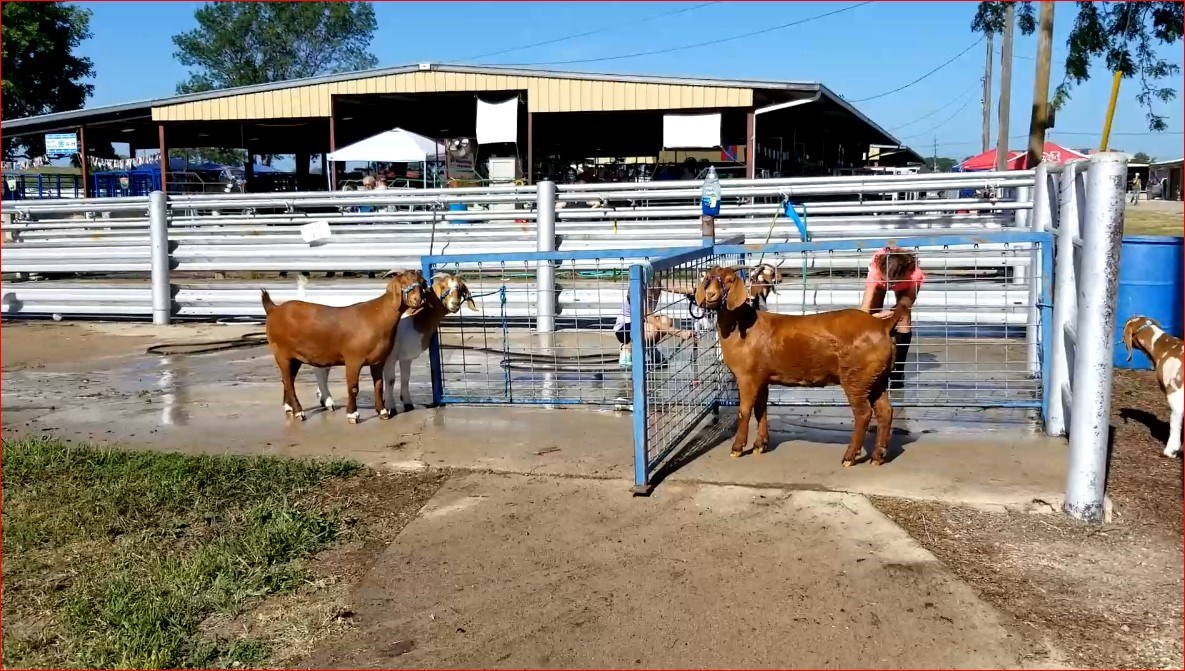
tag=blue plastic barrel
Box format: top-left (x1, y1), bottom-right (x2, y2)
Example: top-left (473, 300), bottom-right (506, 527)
top-left (448, 201), bottom-right (470, 224)
top-left (1113, 235), bottom-right (1184, 369)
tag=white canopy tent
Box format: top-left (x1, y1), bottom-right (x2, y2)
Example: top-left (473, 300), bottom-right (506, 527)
top-left (327, 128), bottom-right (447, 188)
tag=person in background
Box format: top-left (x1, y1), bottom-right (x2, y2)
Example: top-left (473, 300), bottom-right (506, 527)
top-left (859, 247), bottom-right (924, 389)
top-left (614, 279), bottom-right (696, 368)
top-left (1130, 173), bottom-right (1142, 205)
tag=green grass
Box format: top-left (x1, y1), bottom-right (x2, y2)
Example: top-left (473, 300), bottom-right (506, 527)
top-left (1125, 209), bottom-right (1184, 237)
top-left (2, 436), bottom-right (362, 669)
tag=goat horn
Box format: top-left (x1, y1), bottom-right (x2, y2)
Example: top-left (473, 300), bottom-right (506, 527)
top-left (381, 269), bottom-right (401, 278)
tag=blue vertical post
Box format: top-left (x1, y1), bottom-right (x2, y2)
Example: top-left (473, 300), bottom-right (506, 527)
top-left (1039, 234), bottom-right (1056, 425)
top-left (421, 257), bottom-right (445, 407)
top-left (629, 264), bottom-right (651, 495)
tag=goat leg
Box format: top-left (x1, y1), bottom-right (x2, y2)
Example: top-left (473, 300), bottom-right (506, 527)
top-left (1166, 395), bottom-right (1183, 458)
top-left (841, 384), bottom-right (873, 466)
top-left (400, 358), bottom-right (415, 412)
top-left (275, 355), bottom-right (305, 421)
top-left (752, 384), bottom-right (771, 455)
top-left (372, 365), bottom-right (389, 420)
top-left (870, 389), bottom-right (894, 465)
top-left (731, 379), bottom-right (758, 457)
top-left (345, 362), bottom-right (363, 423)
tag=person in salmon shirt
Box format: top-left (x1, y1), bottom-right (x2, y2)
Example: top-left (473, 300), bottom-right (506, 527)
top-left (860, 247), bottom-right (923, 389)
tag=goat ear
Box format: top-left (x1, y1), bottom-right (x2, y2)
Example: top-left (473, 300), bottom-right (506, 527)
top-left (382, 269), bottom-right (401, 279)
top-left (464, 295), bottom-right (478, 311)
top-left (725, 274), bottom-right (748, 311)
top-left (1123, 322), bottom-right (1136, 362)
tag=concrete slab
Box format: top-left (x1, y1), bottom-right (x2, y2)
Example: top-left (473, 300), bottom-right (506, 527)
top-left (301, 473), bottom-right (1060, 669)
top-left (2, 321), bottom-right (1069, 509)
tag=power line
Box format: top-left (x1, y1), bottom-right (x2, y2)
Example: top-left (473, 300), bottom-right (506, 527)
top-left (890, 81), bottom-right (980, 132)
top-left (847, 38), bottom-right (983, 103)
top-left (899, 91), bottom-right (979, 140)
top-left (461, 2), bottom-right (721, 63)
top-left (494, 2), bottom-right (872, 67)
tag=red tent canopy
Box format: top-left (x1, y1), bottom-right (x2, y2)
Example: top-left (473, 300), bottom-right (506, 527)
top-left (958, 141), bottom-right (1089, 171)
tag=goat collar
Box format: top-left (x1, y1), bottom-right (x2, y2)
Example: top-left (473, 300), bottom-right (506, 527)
top-left (1132, 322), bottom-right (1159, 339)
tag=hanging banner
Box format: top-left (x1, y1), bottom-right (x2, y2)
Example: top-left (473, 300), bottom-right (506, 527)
top-left (662, 113), bottom-right (721, 149)
top-left (476, 96), bottom-right (519, 145)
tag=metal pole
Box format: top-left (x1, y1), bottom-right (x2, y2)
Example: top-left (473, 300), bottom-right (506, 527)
top-left (149, 190), bottom-right (171, 325)
top-left (1064, 152), bottom-right (1127, 523)
top-left (1047, 161), bottom-right (1084, 436)
top-left (535, 180), bottom-right (557, 333)
top-left (629, 263), bottom-right (651, 495)
top-left (1025, 168), bottom-right (1048, 376)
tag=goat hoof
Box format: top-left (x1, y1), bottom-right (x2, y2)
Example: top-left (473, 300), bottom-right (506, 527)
top-left (841, 460), bottom-right (854, 468)
top-left (284, 403), bottom-right (294, 415)
top-left (294, 411), bottom-right (306, 421)
top-left (729, 450), bottom-right (743, 458)
top-left (322, 397), bottom-right (337, 411)
top-left (753, 445), bottom-right (767, 455)
top-left (403, 403), bottom-right (415, 412)
top-left (346, 412), bottom-right (360, 424)
top-left (379, 409), bottom-right (391, 420)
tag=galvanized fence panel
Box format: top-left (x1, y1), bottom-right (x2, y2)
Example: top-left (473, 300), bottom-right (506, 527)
top-left (714, 232), bottom-right (1054, 409)
top-left (627, 230), bottom-right (1054, 491)
top-left (420, 247), bottom-right (702, 407)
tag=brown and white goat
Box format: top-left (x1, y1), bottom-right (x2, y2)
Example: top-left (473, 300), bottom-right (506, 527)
top-left (694, 266), bottom-right (907, 466)
top-left (261, 269), bottom-right (427, 423)
top-left (747, 262), bottom-right (781, 311)
top-left (309, 273), bottom-right (477, 413)
top-left (1123, 315), bottom-right (1184, 458)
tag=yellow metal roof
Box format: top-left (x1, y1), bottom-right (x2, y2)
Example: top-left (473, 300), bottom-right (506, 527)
top-left (151, 66), bottom-right (754, 121)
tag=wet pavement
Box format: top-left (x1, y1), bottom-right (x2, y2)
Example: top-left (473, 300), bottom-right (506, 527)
top-left (2, 321), bottom-right (1069, 509)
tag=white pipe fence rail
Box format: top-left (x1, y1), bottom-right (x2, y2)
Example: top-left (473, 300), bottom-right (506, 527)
top-left (4, 170), bottom-right (1033, 320)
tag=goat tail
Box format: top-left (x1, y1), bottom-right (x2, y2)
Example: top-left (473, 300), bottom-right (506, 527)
top-left (261, 289), bottom-right (277, 316)
top-left (296, 273), bottom-right (308, 300)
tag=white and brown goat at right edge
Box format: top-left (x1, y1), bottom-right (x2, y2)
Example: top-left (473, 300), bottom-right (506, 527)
top-left (1123, 315), bottom-right (1184, 458)
top-left (305, 273), bottom-right (477, 414)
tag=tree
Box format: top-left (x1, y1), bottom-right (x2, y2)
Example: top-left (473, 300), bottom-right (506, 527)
top-left (1132, 151), bottom-right (1154, 163)
top-left (927, 157), bottom-right (959, 173)
top-left (974, 2), bottom-right (1184, 132)
top-left (1, 3), bottom-right (95, 159)
top-left (172, 2), bottom-right (379, 94)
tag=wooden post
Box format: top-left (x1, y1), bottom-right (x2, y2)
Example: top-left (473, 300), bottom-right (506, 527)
top-left (982, 34), bottom-right (994, 154)
top-left (78, 125), bottom-right (90, 198)
top-left (995, 4), bottom-right (1015, 172)
top-left (745, 110), bottom-right (756, 179)
top-left (526, 111), bottom-right (534, 185)
top-left (158, 123), bottom-right (168, 193)
top-left (328, 97), bottom-right (338, 190)
top-left (1025, 0), bottom-right (1055, 169)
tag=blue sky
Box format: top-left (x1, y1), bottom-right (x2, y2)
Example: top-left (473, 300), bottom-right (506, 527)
top-left (74, 1), bottom-right (1185, 160)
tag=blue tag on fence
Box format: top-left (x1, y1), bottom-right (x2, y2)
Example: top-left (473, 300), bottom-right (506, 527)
top-left (783, 201), bottom-right (809, 241)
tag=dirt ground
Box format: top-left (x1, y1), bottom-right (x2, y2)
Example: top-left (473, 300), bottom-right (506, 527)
top-left (873, 369), bottom-right (1184, 670)
top-left (2, 320), bottom-right (1182, 668)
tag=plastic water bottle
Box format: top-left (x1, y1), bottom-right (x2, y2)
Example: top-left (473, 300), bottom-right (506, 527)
top-left (700, 165), bottom-right (721, 217)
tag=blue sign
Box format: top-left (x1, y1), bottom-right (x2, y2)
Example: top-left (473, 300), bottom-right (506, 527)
top-left (45, 133), bottom-right (78, 157)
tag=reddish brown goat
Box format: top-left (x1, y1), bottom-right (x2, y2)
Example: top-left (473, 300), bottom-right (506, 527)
top-left (694, 266), bottom-right (907, 466)
top-left (261, 269), bottom-right (427, 423)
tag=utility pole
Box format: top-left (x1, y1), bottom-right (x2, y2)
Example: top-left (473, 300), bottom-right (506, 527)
top-left (982, 33), bottom-right (994, 154)
top-left (995, 3), bottom-right (1015, 172)
top-left (933, 135), bottom-right (939, 173)
top-left (1026, 0), bottom-right (1055, 169)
